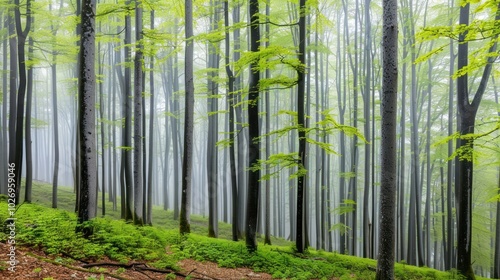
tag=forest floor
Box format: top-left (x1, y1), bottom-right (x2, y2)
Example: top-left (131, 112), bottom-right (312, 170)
top-left (0, 241), bottom-right (273, 280)
top-left (0, 182), bottom-right (493, 280)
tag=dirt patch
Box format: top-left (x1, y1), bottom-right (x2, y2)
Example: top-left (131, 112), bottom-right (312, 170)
top-left (0, 242), bottom-right (274, 279)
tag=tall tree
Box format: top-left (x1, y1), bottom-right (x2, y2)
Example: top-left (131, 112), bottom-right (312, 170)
top-left (122, 0), bottom-right (134, 221)
top-left (76, 0), bottom-right (97, 238)
top-left (375, 0), bottom-right (397, 277)
top-left (245, 0), bottom-right (261, 252)
top-left (224, 0), bottom-right (239, 241)
top-left (295, 0), bottom-right (307, 254)
top-left (180, 0), bottom-right (194, 234)
top-left (455, 2), bottom-right (500, 278)
top-left (146, 9), bottom-right (155, 226)
top-left (207, 0), bottom-right (220, 238)
top-left (362, 0), bottom-right (372, 258)
top-left (10, 0), bottom-right (32, 204)
top-left (133, 0), bottom-right (144, 226)
top-left (24, 13), bottom-right (34, 203)
top-left (51, 1), bottom-right (60, 208)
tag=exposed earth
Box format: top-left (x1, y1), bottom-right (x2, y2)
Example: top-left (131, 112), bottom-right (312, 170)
top-left (0, 242), bottom-right (273, 280)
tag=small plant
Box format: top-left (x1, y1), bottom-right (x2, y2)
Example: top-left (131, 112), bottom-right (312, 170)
top-left (165, 273), bottom-right (176, 280)
top-left (42, 278), bottom-right (54, 280)
top-left (33, 267), bottom-right (42, 274)
top-left (116, 267), bottom-right (126, 274)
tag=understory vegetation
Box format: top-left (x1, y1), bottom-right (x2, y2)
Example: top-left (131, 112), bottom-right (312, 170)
top-left (0, 182), bottom-right (490, 279)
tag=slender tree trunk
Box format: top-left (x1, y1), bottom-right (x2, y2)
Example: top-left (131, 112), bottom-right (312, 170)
top-left (7, 1), bottom-right (17, 200)
top-left (146, 9), bottom-right (155, 225)
top-left (24, 18), bottom-right (34, 203)
top-left (97, 28), bottom-right (106, 216)
top-left (362, 0), bottom-right (372, 258)
top-left (133, 0), bottom-right (144, 226)
top-left (207, 0), bottom-right (220, 238)
top-left (336, 8), bottom-right (347, 253)
top-left (375, 0), bottom-right (397, 277)
top-left (224, 0), bottom-right (239, 241)
top-left (50, 2), bottom-right (60, 208)
top-left (295, 0), bottom-right (307, 254)
top-left (123, 1), bottom-right (134, 221)
top-left (264, 0), bottom-right (271, 246)
top-left (180, 0), bottom-right (194, 234)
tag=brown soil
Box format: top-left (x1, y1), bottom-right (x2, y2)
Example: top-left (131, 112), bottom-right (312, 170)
top-left (0, 242), bottom-right (273, 280)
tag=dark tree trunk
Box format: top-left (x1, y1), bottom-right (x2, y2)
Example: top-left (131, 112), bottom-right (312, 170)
top-left (11, 0), bottom-right (32, 204)
top-left (133, 0), bottom-right (144, 226)
top-left (123, 1), bottom-right (134, 221)
top-left (245, 0), bottom-right (261, 252)
top-left (7, 2), bottom-right (17, 200)
top-left (455, 3), bottom-right (500, 279)
top-left (76, 0), bottom-right (97, 238)
top-left (375, 0), bottom-right (397, 277)
top-left (295, 0), bottom-right (307, 254)
top-left (24, 20), bottom-right (34, 203)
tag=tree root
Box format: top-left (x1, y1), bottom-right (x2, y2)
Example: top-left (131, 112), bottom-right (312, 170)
top-left (25, 252), bottom-right (130, 280)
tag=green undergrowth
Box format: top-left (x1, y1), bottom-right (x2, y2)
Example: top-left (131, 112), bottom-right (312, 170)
top-left (22, 180), bottom-right (290, 246)
top-left (0, 198), bottom-right (485, 279)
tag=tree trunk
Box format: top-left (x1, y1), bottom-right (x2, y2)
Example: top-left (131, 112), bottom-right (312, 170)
top-left (224, 0), bottom-right (239, 241)
top-left (455, 3), bottom-right (500, 278)
top-left (50, 1), bottom-right (60, 208)
top-left (133, 0), bottom-right (144, 226)
top-left (11, 0), bottom-right (32, 204)
top-left (123, 1), bottom-right (134, 221)
top-left (77, 0), bottom-right (97, 238)
top-left (180, 0), bottom-right (194, 234)
top-left (245, 0), bottom-right (261, 252)
top-left (207, 0), bottom-right (220, 238)
top-left (362, 0), bottom-right (372, 258)
top-left (295, 0), bottom-right (307, 254)
top-left (146, 9), bottom-right (155, 225)
top-left (24, 19), bottom-right (34, 203)
top-left (7, 0), bottom-right (17, 201)
top-left (375, 0), bottom-right (397, 277)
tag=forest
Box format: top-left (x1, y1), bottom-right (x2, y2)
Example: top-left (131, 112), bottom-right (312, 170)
top-left (0, 0), bottom-right (499, 279)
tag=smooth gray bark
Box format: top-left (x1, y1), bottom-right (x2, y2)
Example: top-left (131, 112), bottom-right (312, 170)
top-left (180, 0), bottom-right (194, 234)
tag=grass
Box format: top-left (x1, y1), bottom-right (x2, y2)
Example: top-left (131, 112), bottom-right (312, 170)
top-left (0, 181), bottom-right (493, 279)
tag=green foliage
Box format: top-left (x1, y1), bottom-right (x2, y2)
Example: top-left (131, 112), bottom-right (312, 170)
top-left (252, 152), bottom-right (306, 181)
top-left (433, 118), bottom-right (500, 162)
